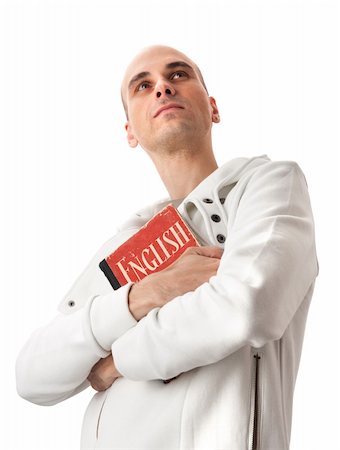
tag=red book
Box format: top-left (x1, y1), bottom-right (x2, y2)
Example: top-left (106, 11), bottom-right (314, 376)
top-left (100, 204), bottom-right (199, 384)
top-left (99, 204), bottom-right (200, 290)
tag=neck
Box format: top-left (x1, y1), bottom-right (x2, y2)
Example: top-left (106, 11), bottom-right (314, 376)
top-left (148, 150), bottom-right (218, 200)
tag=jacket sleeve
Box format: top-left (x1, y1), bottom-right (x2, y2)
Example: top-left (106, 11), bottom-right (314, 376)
top-left (111, 161), bottom-right (319, 381)
top-left (15, 242), bottom-right (138, 406)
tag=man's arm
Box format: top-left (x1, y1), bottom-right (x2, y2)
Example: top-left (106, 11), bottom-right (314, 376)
top-left (128, 245), bottom-right (223, 320)
top-left (87, 246), bottom-right (224, 390)
top-left (15, 227), bottom-right (140, 406)
top-left (107, 161), bottom-right (318, 382)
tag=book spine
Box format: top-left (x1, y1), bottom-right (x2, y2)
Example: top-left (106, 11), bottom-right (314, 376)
top-left (99, 259), bottom-right (122, 290)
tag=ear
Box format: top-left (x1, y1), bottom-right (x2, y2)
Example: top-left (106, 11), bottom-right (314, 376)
top-left (125, 122), bottom-right (139, 148)
top-left (209, 97), bottom-right (220, 123)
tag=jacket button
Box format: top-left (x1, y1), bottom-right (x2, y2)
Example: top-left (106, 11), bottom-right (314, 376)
top-left (203, 198), bottom-right (213, 204)
top-left (217, 234), bottom-right (226, 243)
top-left (211, 214), bottom-right (221, 222)
top-left (219, 197), bottom-right (226, 204)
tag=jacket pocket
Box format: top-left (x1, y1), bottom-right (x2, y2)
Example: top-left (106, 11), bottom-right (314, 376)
top-left (248, 350), bottom-right (263, 450)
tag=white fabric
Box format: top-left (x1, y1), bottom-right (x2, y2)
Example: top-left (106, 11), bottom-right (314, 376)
top-left (16, 154), bottom-right (319, 450)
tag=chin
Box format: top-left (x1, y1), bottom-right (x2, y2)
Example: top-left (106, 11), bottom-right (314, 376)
top-left (159, 134), bottom-right (194, 151)
top-left (141, 121), bottom-right (206, 154)
top-left (159, 121), bottom-right (195, 141)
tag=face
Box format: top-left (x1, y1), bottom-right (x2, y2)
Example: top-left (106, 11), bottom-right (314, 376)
top-left (121, 46), bottom-right (220, 154)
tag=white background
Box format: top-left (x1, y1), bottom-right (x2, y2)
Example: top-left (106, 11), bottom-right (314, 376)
top-left (1, 0), bottom-right (339, 449)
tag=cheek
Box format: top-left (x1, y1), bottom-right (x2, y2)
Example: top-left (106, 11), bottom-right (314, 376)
top-left (196, 99), bottom-right (213, 124)
top-left (190, 89), bottom-right (212, 117)
top-left (129, 103), bottom-right (150, 131)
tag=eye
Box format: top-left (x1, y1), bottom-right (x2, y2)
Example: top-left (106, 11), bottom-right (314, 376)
top-left (171, 71), bottom-right (188, 80)
top-left (136, 81), bottom-right (150, 92)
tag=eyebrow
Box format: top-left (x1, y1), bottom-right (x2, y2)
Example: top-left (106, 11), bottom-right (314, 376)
top-left (127, 61), bottom-right (195, 91)
top-left (128, 71), bottom-right (151, 91)
top-left (165, 61), bottom-right (194, 72)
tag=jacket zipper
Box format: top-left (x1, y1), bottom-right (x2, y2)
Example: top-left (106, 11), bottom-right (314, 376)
top-left (249, 352), bottom-right (262, 450)
top-left (96, 390), bottom-right (109, 440)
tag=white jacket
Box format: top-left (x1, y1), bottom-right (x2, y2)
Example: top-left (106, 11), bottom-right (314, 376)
top-left (16, 154), bottom-right (319, 450)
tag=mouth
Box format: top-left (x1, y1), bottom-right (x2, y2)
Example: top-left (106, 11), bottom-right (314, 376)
top-left (154, 104), bottom-right (184, 118)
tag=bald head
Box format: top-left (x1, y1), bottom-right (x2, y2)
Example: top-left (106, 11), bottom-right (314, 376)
top-left (121, 45), bottom-right (209, 119)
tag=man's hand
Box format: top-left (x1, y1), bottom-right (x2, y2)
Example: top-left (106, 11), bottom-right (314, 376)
top-left (87, 354), bottom-right (122, 391)
top-left (128, 245), bottom-right (223, 321)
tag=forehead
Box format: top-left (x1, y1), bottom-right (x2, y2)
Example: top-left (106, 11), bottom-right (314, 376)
top-left (122, 47), bottom-right (197, 93)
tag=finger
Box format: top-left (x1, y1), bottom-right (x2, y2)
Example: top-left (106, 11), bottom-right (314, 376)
top-left (190, 245), bottom-right (224, 259)
top-left (89, 377), bottom-right (116, 392)
top-left (88, 373), bottom-right (105, 392)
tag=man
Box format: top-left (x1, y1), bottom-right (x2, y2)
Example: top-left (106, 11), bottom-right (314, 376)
top-left (16, 45), bottom-right (319, 450)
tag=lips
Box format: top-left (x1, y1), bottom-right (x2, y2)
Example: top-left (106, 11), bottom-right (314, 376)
top-left (154, 103), bottom-right (184, 118)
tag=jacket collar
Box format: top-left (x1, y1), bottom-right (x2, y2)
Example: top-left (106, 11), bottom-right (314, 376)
top-left (175, 154), bottom-right (270, 246)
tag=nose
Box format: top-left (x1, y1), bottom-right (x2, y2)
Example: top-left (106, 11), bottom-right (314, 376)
top-left (155, 79), bottom-right (176, 98)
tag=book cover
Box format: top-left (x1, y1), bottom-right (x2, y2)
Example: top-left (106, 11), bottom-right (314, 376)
top-left (99, 204), bottom-right (200, 290)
